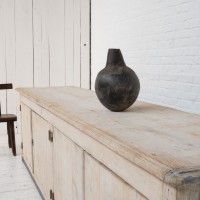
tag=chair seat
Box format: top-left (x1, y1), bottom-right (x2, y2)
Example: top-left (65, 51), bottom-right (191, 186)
top-left (0, 114), bottom-right (17, 122)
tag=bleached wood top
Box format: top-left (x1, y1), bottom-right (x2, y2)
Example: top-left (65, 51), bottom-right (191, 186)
top-left (17, 86), bottom-right (200, 186)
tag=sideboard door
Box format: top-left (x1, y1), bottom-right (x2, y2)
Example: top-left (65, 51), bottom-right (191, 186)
top-left (53, 128), bottom-right (84, 200)
top-left (32, 112), bottom-right (53, 200)
top-left (85, 153), bottom-right (147, 200)
top-left (21, 103), bottom-right (33, 171)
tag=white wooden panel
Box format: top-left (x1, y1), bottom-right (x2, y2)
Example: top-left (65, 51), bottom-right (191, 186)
top-left (81, 0), bottom-right (90, 89)
top-left (85, 153), bottom-right (147, 200)
top-left (21, 103), bottom-right (33, 171)
top-left (32, 112), bottom-right (53, 200)
top-left (53, 128), bottom-right (84, 200)
top-left (33, 0), bottom-right (42, 87)
top-left (33, 0), bottom-right (50, 87)
top-left (0, 0), bottom-right (6, 133)
top-left (41, 0), bottom-right (50, 87)
top-left (65, 0), bottom-right (74, 86)
top-left (73, 0), bottom-right (81, 87)
top-left (15, 0), bottom-right (33, 87)
top-left (48, 0), bottom-right (65, 86)
top-left (5, 0), bottom-right (16, 117)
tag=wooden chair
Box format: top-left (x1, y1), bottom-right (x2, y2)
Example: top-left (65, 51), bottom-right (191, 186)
top-left (0, 83), bottom-right (17, 156)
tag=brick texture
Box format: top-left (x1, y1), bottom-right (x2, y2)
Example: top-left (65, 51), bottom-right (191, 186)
top-left (91, 0), bottom-right (200, 114)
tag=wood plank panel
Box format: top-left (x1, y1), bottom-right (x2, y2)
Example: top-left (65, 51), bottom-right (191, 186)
top-left (33, 0), bottom-right (42, 87)
top-left (73, 0), bottom-right (81, 87)
top-left (15, 0), bottom-right (33, 87)
top-left (21, 103), bottom-right (33, 171)
top-left (32, 112), bottom-right (53, 200)
top-left (48, 0), bottom-right (65, 86)
top-left (41, 0), bottom-right (50, 87)
top-left (33, 0), bottom-right (50, 87)
top-left (53, 128), bottom-right (84, 200)
top-left (85, 153), bottom-right (147, 200)
top-left (5, 0), bottom-right (16, 116)
top-left (65, 0), bottom-right (74, 86)
top-left (81, 0), bottom-right (90, 89)
top-left (0, 0), bottom-right (6, 132)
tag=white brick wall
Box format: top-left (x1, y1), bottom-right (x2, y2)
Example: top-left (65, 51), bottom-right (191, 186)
top-left (91, 0), bottom-right (200, 114)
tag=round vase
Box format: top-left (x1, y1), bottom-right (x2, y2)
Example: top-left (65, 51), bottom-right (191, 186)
top-left (95, 49), bottom-right (140, 112)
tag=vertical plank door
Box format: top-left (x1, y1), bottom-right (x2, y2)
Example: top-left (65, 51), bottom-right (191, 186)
top-left (53, 128), bottom-right (84, 200)
top-left (65, 0), bottom-right (74, 86)
top-left (65, 0), bottom-right (90, 88)
top-left (81, 0), bottom-right (90, 89)
top-left (32, 112), bottom-right (53, 200)
top-left (85, 153), bottom-right (148, 200)
top-left (73, 0), bottom-right (81, 87)
top-left (5, 0), bottom-right (16, 118)
top-left (0, 0), bottom-right (7, 133)
top-left (21, 103), bottom-right (33, 171)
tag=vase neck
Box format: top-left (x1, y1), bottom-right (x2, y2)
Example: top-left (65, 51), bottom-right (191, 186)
top-left (106, 49), bottom-right (126, 67)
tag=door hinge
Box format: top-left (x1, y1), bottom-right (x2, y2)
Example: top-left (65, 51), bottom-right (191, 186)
top-left (32, 139), bottom-right (34, 146)
top-left (48, 130), bottom-right (53, 142)
top-left (19, 105), bottom-right (21, 111)
top-left (21, 142), bottom-right (23, 149)
top-left (50, 189), bottom-right (55, 200)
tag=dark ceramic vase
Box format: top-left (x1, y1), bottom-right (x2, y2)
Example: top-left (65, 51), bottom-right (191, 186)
top-left (95, 49), bottom-right (140, 112)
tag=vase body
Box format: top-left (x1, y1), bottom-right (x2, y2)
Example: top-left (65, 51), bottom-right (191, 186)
top-left (95, 49), bottom-right (140, 111)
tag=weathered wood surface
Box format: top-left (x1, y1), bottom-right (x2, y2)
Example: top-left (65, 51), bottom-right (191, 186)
top-left (21, 103), bottom-right (33, 171)
top-left (32, 111), bottom-right (53, 200)
top-left (53, 128), bottom-right (84, 200)
top-left (85, 153), bottom-right (147, 200)
top-left (17, 87), bottom-right (200, 188)
top-left (0, 0), bottom-right (90, 135)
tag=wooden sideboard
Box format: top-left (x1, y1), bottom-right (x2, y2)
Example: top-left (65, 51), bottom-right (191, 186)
top-left (17, 86), bottom-right (200, 200)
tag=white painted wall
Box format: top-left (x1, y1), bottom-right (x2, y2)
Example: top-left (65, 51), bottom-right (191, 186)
top-left (91, 0), bottom-right (200, 114)
top-left (0, 0), bottom-right (90, 133)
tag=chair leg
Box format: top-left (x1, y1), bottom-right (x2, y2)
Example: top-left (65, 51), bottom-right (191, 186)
top-left (10, 121), bottom-right (16, 156)
top-left (7, 122), bottom-right (12, 148)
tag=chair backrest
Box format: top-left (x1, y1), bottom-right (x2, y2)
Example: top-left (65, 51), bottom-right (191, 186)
top-left (0, 83), bottom-right (13, 90)
top-left (0, 83), bottom-right (13, 115)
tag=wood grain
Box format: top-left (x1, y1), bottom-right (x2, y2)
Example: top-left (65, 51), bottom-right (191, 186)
top-left (73, 0), bottom-right (81, 87)
top-left (0, 0), bottom-right (7, 132)
top-left (21, 95), bottom-right (165, 200)
top-left (32, 111), bottom-right (53, 199)
top-left (85, 153), bottom-right (147, 200)
top-left (48, 0), bottom-right (65, 86)
top-left (17, 86), bottom-right (200, 199)
top-left (0, 0), bottom-right (91, 135)
top-left (15, 0), bottom-right (33, 88)
top-left (5, 0), bottom-right (16, 116)
top-left (53, 128), bottom-right (84, 200)
top-left (81, 0), bottom-right (90, 89)
top-left (33, 0), bottom-right (49, 87)
top-left (65, 0), bottom-right (74, 86)
top-left (16, 86), bottom-right (200, 183)
top-left (21, 103), bottom-right (33, 171)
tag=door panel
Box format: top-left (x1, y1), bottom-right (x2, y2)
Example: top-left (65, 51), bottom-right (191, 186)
top-left (81, 0), bottom-right (90, 89)
top-left (85, 153), bottom-right (147, 200)
top-left (32, 112), bottom-right (53, 200)
top-left (53, 128), bottom-right (84, 200)
top-left (65, 0), bottom-right (90, 88)
top-left (21, 103), bottom-right (33, 171)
